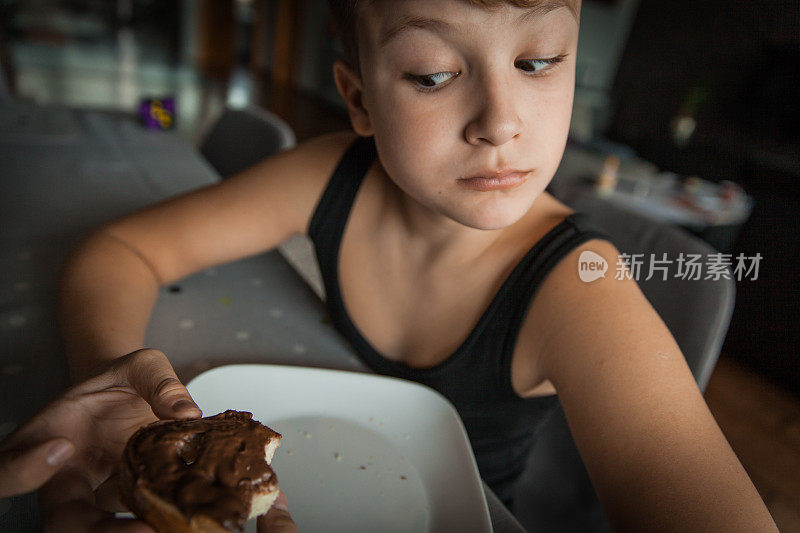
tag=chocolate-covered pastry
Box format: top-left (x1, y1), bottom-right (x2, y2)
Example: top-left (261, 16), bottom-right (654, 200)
top-left (120, 410), bottom-right (282, 532)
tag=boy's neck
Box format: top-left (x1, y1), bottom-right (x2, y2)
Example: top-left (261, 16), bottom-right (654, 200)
top-left (381, 168), bottom-right (522, 268)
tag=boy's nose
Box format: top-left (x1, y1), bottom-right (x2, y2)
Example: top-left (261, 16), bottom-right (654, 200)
top-left (464, 78), bottom-right (524, 146)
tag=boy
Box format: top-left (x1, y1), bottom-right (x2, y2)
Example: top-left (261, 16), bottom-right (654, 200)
top-left (40, 0), bottom-right (776, 530)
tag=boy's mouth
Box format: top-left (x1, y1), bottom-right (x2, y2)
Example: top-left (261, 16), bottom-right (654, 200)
top-left (457, 170), bottom-right (532, 192)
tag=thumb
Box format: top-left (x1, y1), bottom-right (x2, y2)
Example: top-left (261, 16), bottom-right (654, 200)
top-left (0, 438), bottom-right (74, 498)
top-left (257, 492), bottom-right (297, 533)
top-left (120, 349), bottom-right (202, 420)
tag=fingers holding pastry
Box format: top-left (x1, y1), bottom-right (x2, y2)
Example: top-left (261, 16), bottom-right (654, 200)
top-left (112, 349), bottom-right (202, 420)
top-left (38, 468), bottom-right (153, 533)
top-left (257, 492), bottom-right (297, 533)
top-left (0, 438), bottom-right (74, 498)
top-left (95, 473), bottom-right (129, 513)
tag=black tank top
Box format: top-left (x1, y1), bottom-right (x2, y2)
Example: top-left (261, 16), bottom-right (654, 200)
top-left (308, 135), bottom-right (612, 505)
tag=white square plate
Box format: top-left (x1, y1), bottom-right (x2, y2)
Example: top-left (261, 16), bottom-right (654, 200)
top-left (186, 364), bottom-right (492, 533)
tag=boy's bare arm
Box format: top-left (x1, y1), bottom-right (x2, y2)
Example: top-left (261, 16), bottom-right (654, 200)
top-left (59, 232), bottom-right (162, 381)
top-left (521, 239), bottom-right (778, 532)
top-left (59, 131), bottom-right (357, 380)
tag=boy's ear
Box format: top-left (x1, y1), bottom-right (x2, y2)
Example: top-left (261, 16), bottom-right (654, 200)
top-left (333, 60), bottom-right (374, 136)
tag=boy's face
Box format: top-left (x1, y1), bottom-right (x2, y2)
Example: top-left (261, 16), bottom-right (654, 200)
top-left (343, 0), bottom-right (580, 231)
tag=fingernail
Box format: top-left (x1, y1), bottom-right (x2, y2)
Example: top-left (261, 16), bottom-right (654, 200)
top-left (172, 399), bottom-right (199, 413)
top-left (46, 440), bottom-right (74, 466)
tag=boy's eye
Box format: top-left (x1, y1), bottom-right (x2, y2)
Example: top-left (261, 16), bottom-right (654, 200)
top-left (403, 54), bottom-right (568, 93)
top-left (515, 55), bottom-right (568, 76)
top-left (404, 71), bottom-right (459, 92)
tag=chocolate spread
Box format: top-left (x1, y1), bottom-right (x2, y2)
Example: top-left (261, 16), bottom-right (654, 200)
top-left (123, 410), bottom-right (280, 531)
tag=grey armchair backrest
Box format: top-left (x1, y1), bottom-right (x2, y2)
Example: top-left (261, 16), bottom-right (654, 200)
top-left (514, 190), bottom-right (736, 532)
top-left (199, 105), bottom-right (296, 179)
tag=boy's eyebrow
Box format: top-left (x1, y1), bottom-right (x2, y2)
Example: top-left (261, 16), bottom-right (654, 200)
top-left (378, 1), bottom-right (575, 47)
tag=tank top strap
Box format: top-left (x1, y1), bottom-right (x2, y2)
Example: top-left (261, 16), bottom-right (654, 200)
top-left (308, 135), bottom-right (377, 272)
top-left (496, 213), bottom-right (614, 396)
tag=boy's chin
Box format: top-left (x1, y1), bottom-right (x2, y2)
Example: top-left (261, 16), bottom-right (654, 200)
top-left (447, 203), bottom-right (532, 231)
top-left (443, 179), bottom-right (549, 231)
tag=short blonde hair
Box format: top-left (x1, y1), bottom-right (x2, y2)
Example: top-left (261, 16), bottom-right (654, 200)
top-left (326, 0), bottom-right (580, 73)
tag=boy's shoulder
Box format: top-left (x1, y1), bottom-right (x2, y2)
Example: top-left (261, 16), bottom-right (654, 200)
top-left (252, 130), bottom-right (359, 235)
top-left (233, 129), bottom-right (358, 197)
top-left (297, 129), bottom-right (359, 156)
top-left (289, 130), bottom-right (360, 176)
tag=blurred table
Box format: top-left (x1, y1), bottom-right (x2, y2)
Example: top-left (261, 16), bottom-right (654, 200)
top-left (550, 141), bottom-right (753, 252)
top-left (0, 101), bottom-right (522, 532)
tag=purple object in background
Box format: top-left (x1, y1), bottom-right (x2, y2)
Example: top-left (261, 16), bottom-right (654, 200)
top-left (139, 97), bottom-right (175, 130)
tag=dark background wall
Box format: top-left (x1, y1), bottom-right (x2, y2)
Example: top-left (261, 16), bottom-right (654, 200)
top-left (606, 0), bottom-right (800, 394)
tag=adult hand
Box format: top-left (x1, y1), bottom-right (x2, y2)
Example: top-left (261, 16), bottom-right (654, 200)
top-left (0, 437), bottom-right (74, 498)
top-left (257, 492), bottom-right (298, 533)
top-left (2, 348), bottom-right (200, 532)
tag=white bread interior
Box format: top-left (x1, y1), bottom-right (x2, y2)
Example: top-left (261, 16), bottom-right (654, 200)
top-left (247, 438), bottom-right (281, 520)
top-left (247, 488), bottom-right (280, 520)
top-left (264, 439), bottom-right (280, 464)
